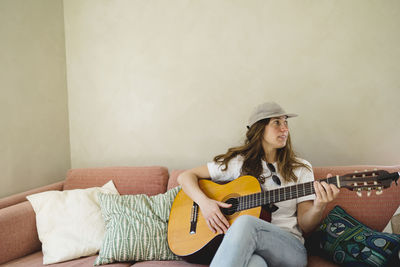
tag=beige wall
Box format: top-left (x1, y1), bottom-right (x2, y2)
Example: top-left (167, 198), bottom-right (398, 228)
top-left (64, 0), bottom-right (400, 171)
top-left (1, 1), bottom-right (399, 198)
top-left (4, 1), bottom-right (399, 199)
top-left (0, 0), bottom-right (70, 198)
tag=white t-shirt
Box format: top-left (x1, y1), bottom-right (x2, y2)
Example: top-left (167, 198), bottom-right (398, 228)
top-left (207, 155), bottom-right (315, 243)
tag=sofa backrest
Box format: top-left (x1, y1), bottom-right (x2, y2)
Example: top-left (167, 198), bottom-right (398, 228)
top-left (0, 181), bottom-right (64, 209)
top-left (64, 166), bottom-right (169, 196)
top-left (168, 169), bottom-right (185, 190)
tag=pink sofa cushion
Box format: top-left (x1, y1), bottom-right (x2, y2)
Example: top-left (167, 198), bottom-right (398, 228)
top-left (0, 201), bottom-right (41, 265)
top-left (168, 170), bottom-right (185, 190)
top-left (3, 251), bottom-right (132, 267)
top-left (64, 166), bottom-right (169, 196)
top-left (307, 255), bottom-right (339, 267)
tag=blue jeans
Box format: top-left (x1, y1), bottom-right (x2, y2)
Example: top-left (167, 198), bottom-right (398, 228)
top-left (209, 215), bottom-right (307, 267)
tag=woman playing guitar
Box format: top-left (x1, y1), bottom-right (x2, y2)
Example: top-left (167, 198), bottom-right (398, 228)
top-left (177, 101), bottom-right (340, 267)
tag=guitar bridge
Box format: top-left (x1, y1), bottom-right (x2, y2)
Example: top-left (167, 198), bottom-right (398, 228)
top-left (190, 202), bottom-right (199, 234)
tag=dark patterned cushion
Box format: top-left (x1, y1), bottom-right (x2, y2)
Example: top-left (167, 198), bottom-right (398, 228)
top-left (315, 205), bottom-right (400, 267)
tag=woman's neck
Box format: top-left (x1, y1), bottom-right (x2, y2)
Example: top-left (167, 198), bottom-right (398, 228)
top-left (263, 148), bottom-right (277, 163)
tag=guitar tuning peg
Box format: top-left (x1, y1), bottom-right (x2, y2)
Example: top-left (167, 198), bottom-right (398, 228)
top-left (354, 170), bottom-right (359, 173)
top-left (367, 188), bottom-right (372, 197)
top-left (356, 189), bottom-right (362, 197)
top-left (364, 169), bottom-right (368, 172)
top-left (373, 168), bottom-right (377, 171)
top-left (376, 187), bottom-right (383, 195)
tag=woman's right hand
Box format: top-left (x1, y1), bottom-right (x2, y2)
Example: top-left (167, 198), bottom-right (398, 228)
top-left (177, 166), bottom-right (231, 234)
top-left (198, 198), bottom-right (231, 234)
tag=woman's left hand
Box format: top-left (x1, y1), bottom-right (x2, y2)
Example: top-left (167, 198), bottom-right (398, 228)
top-left (313, 174), bottom-right (340, 211)
top-left (297, 174), bottom-right (341, 234)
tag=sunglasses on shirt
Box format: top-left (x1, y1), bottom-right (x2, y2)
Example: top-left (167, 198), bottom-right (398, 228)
top-left (266, 163), bottom-right (281, 186)
top-left (259, 163), bottom-right (281, 213)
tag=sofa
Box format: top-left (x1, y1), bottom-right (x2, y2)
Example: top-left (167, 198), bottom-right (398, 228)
top-left (0, 164), bottom-right (399, 267)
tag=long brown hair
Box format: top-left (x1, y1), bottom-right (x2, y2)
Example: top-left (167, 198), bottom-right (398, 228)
top-left (213, 118), bottom-right (310, 184)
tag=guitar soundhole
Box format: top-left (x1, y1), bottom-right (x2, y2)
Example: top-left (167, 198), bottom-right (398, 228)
top-left (221, 198), bottom-right (239, 215)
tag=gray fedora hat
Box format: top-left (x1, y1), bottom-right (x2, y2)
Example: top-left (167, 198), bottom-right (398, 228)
top-left (248, 102), bottom-right (298, 128)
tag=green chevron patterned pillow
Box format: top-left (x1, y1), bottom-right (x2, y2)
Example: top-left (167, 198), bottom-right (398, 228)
top-left (94, 187), bottom-right (180, 265)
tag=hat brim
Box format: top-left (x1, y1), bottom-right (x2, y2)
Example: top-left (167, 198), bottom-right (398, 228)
top-left (281, 113), bottom-right (298, 118)
top-left (248, 113), bottom-right (298, 128)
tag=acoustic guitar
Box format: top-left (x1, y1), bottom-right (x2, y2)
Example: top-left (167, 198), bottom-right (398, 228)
top-left (167, 170), bottom-right (399, 264)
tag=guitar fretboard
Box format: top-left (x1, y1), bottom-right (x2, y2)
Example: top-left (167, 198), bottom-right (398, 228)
top-left (236, 177), bottom-right (337, 211)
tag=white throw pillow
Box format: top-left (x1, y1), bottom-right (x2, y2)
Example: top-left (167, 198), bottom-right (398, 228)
top-left (27, 180), bottom-right (119, 264)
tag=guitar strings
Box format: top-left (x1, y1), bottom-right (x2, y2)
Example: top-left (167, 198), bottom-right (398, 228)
top-left (226, 187), bottom-right (316, 211)
top-left (222, 174), bottom-right (384, 212)
top-left (224, 177), bottom-right (338, 211)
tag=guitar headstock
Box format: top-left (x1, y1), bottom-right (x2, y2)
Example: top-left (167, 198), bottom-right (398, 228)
top-left (339, 170), bottom-right (399, 197)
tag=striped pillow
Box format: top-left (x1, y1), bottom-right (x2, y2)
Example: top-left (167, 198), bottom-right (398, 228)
top-left (94, 187), bottom-right (180, 265)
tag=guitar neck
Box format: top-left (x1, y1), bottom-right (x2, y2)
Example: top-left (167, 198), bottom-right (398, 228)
top-left (236, 176), bottom-right (337, 211)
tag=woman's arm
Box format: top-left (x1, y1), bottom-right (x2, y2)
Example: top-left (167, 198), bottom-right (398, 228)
top-left (177, 165), bottom-right (231, 234)
top-left (297, 174), bottom-right (340, 234)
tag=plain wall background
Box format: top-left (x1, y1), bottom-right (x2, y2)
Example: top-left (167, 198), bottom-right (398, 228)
top-left (64, 0), bottom-right (399, 170)
top-left (1, 0), bottom-right (399, 198)
top-left (0, 0), bottom-right (70, 198)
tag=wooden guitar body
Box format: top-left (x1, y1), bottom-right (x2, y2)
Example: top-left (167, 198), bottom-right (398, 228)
top-left (167, 176), bottom-right (262, 264)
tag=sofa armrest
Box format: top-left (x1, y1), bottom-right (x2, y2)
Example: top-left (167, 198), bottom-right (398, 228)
top-left (0, 181), bottom-right (64, 209)
top-left (0, 201), bottom-right (41, 265)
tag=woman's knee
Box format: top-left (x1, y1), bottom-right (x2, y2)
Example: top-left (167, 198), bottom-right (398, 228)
top-left (248, 254), bottom-right (268, 267)
top-left (224, 215), bottom-right (258, 241)
top-left (230, 215), bottom-right (277, 235)
top-left (283, 246), bottom-right (307, 267)
top-left (230, 215), bottom-right (259, 230)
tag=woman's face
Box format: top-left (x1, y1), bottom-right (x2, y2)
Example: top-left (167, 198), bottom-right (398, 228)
top-left (262, 116), bottom-right (289, 150)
